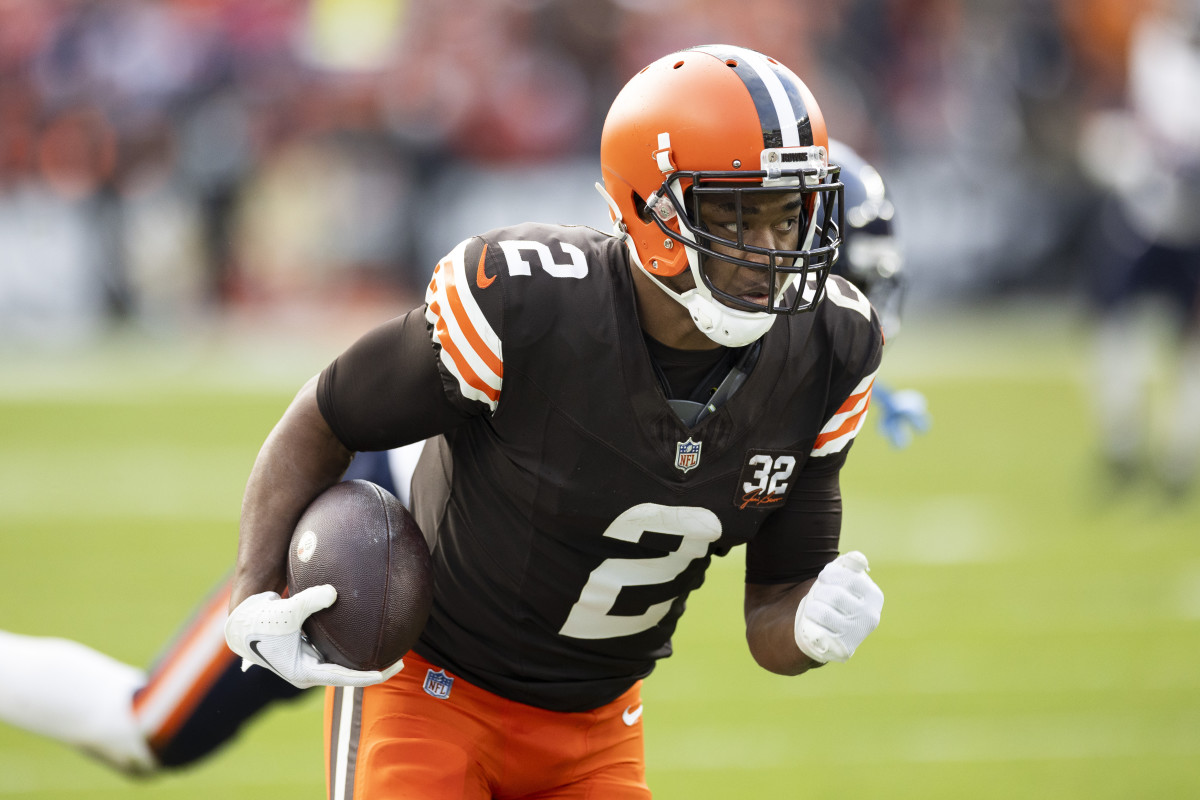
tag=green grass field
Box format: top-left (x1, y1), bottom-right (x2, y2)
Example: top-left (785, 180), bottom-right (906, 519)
top-left (1, 303), bottom-right (1197, 799)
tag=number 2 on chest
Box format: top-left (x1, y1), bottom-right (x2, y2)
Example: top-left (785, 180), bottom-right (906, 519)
top-left (559, 504), bottom-right (722, 639)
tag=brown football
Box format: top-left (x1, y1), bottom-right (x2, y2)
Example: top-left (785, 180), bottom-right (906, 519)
top-left (286, 479), bottom-right (432, 672)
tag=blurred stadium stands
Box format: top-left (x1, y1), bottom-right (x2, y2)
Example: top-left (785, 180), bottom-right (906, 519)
top-left (0, 0), bottom-right (1187, 343)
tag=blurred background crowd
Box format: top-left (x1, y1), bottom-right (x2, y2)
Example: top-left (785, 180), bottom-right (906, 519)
top-left (2, 0), bottom-right (1196, 338)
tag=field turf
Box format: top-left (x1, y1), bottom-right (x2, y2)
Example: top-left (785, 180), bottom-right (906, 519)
top-left (0, 303), bottom-right (1197, 798)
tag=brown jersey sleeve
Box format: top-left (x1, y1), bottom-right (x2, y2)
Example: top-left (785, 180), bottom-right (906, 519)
top-left (316, 306), bottom-right (477, 452)
top-left (742, 455), bottom-right (844, 584)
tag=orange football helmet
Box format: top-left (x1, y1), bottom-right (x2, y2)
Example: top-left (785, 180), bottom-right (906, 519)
top-left (599, 44), bottom-right (843, 346)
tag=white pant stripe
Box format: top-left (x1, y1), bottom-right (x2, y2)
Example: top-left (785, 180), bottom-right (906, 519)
top-left (331, 687), bottom-right (359, 800)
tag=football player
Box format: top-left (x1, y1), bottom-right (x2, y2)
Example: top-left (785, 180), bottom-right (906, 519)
top-left (0, 148), bottom-right (923, 772)
top-left (1083, 1), bottom-right (1200, 499)
top-left (0, 47), bottom-right (896, 792)
top-left (829, 139), bottom-right (930, 449)
top-left (225, 44), bottom-right (887, 799)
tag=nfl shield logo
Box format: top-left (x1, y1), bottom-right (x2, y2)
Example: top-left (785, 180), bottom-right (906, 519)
top-left (675, 438), bottom-right (702, 473)
top-left (423, 668), bottom-right (454, 700)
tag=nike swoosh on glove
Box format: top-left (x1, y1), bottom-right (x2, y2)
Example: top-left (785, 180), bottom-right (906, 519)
top-left (224, 585), bottom-right (403, 689)
top-left (793, 551), bottom-right (884, 664)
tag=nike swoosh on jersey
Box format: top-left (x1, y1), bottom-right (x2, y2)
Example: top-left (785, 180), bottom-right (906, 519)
top-left (475, 243), bottom-right (495, 288)
top-left (248, 640), bottom-right (280, 676)
top-left (622, 704), bottom-right (643, 726)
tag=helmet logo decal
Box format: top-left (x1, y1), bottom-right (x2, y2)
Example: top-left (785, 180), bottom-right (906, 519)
top-left (675, 437), bottom-right (702, 473)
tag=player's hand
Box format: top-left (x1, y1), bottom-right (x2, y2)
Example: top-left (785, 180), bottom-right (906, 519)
top-left (794, 551), bottom-right (884, 664)
top-left (874, 384), bottom-right (930, 449)
top-left (224, 586), bottom-right (404, 689)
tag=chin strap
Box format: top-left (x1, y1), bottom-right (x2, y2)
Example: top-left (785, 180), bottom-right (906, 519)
top-left (594, 182), bottom-right (626, 235)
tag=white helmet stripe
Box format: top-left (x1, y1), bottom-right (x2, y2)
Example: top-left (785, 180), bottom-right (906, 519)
top-left (737, 48), bottom-right (802, 148)
top-left (694, 45), bottom-right (806, 149)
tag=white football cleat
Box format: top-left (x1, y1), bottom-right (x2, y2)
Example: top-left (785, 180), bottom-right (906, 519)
top-left (0, 630), bottom-right (158, 774)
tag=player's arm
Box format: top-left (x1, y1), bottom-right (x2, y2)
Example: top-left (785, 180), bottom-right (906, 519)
top-left (230, 376), bottom-right (352, 609)
top-left (225, 377), bottom-right (384, 689)
top-left (226, 307), bottom-right (473, 688)
top-left (744, 578), bottom-right (820, 675)
top-left (745, 552), bottom-right (883, 675)
top-left (743, 456), bottom-right (883, 674)
top-left (742, 467), bottom-right (838, 675)
top-left (231, 307), bottom-right (473, 602)
top-left (743, 274), bottom-right (886, 673)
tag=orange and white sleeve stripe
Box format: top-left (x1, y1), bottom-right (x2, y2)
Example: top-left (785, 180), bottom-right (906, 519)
top-left (424, 240), bottom-right (504, 412)
top-left (810, 369), bottom-right (877, 457)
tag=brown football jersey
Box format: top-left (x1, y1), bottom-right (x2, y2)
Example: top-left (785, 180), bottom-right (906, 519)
top-left (317, 222), bottom-right (882, 711)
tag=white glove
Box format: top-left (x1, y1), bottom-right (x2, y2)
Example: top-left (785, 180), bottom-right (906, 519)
top-left (224, 585), bottom-right (404, 690)
top-left (794, 551), bottom-right (884, 664)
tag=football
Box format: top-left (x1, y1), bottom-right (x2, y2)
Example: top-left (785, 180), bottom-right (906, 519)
top-left (286, 479), bottom-right (433, 672)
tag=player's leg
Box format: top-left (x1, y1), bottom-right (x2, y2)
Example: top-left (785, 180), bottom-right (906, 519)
top-left (1161, 249), bottom-right (1200, 497)
top-left (0, 575), bottom-right (305, 773)
top-left (516, 767), bottom-right (651, 800)
top-left (1164, 331), bottom-right (1200, 490)
top-left (133, 576), bottom-right (305, 767)
top-left (1092, 307), bottom-right (1156, 482)
top-left (324, 662), bottom-right (492, 800)
top-left (506, 683), bottom-right (651, 800)
top-left (1087, 204), bottom-right (1157, 488)
top-left (0, 630), bottom-right (156, 773)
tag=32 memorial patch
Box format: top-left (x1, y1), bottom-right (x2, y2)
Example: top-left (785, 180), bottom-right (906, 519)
top-left (734, 450), bottom-right (802, 510)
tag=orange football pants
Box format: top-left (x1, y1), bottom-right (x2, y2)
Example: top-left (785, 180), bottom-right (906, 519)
top-left (324, 652), bottom-right (651, 799)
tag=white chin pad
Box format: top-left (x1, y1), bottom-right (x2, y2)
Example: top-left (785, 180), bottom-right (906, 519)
top-left (686, 294), bottom-right (718, 334)
top-left (684, 293), bottom-right (775, 347)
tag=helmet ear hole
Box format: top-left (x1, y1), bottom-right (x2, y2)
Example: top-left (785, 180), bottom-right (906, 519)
top-left (633, 193), bottom-right (654, 224)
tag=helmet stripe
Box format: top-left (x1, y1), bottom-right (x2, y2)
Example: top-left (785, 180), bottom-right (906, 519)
top-left (693, 45), bottom-right (810, 149)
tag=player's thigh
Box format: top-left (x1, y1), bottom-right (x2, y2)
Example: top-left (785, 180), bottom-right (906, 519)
top-left (357, 730), bottom-right (489, 800)
top-left (326, 685), bottom-right (492, 800)
top-left (508, 687), bottom-right (651, 800)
